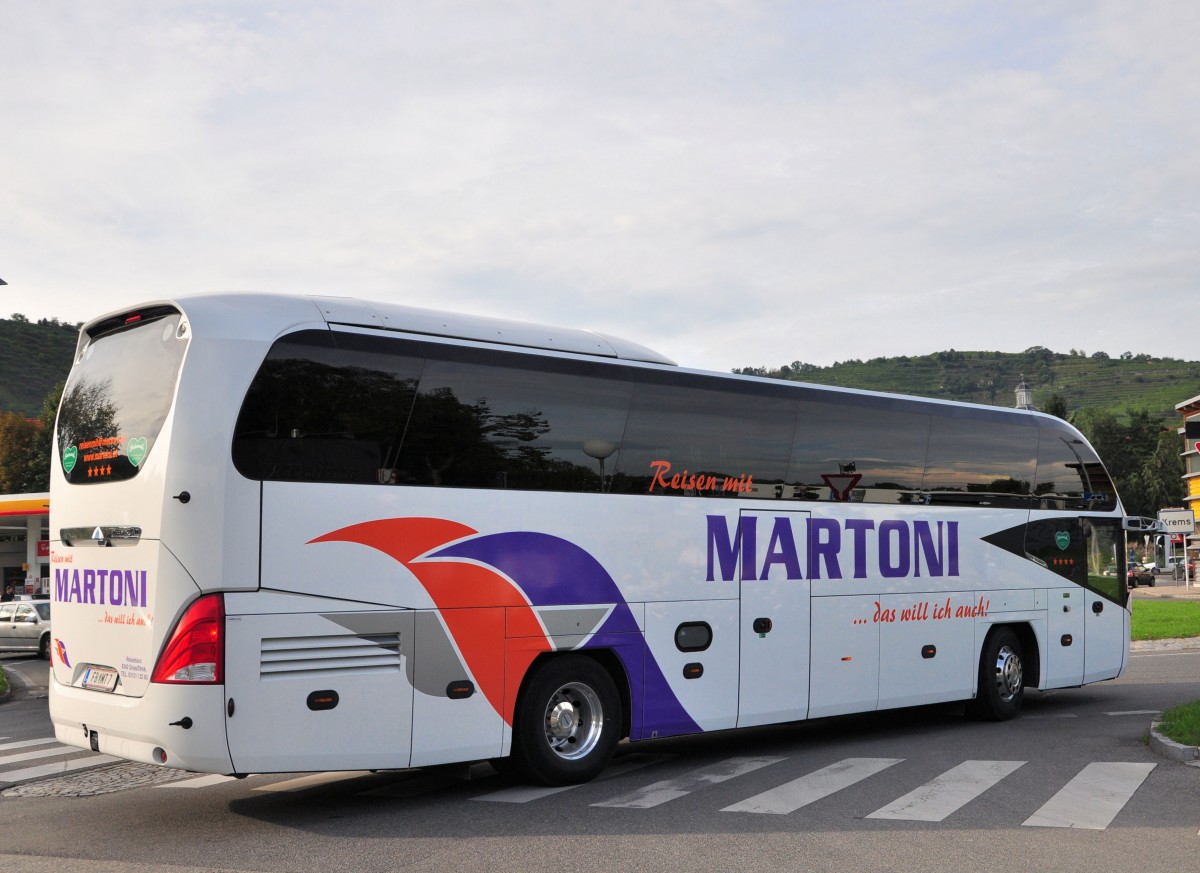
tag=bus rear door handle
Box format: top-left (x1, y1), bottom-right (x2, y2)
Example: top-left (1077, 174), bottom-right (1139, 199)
top-left (1092, 601), bottom-right (1103, 614)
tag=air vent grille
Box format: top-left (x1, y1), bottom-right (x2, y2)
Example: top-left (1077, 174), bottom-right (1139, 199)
top-left (259, 633), bottom-right (402, 679)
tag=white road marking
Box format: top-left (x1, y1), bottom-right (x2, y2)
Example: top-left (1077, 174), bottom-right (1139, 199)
top-left (474, 754), bottom-right (667, 803)
top-left (1022, 762), bottom-right (1156, 829)
top-left (252, 771), bottom-right (374, 793)
top-left (0, 744), bottom-right (92, 767)
top-left (0, 737), bottom-right (60, 752)
top-left (593, 756), bottom-right (784, 809)
top-left (159, 773), bottom-right (243, 789)
top-left (867, 760), bottom-right (1025, 821)
top-left (722, 757), bottom-right (902, 815)
top-left (0, 755), bottom-right (120, 784)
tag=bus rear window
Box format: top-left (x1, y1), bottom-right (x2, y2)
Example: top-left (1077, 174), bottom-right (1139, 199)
top-left (56, 310), bottom-right (187, 484)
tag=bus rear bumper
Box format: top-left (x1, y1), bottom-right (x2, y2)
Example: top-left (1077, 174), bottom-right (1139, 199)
top-left (49, 674), bottom-right (234, 774)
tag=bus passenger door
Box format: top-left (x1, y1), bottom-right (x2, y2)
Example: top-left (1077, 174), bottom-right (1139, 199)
top-left (738, 510), bottom-right (810, 728)
top-left (1082, 517), bottom-right (1129, 683)
top-left (1028, 519), bottom-right (1085, 687)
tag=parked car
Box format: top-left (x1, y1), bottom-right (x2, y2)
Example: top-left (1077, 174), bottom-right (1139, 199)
top-left (1127, 562), bottom-right (1155, 589)
top-left (1167, 556), bottom-right (1196, 574)
top-left (0, 600), bottom-right (51, 658)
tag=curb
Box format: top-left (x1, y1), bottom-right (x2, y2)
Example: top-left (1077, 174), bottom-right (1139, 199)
top-left (1149, 720), bottom-right (1200, 766)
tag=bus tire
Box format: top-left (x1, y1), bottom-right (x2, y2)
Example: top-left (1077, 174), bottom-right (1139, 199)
top-left (509, 655), bottom-right (621, 786)
top-left (969, 626), bottom-right (1024, 721)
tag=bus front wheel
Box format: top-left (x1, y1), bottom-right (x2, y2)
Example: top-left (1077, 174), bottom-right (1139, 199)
top-left (969, 627), bottom-right (1024, 721)
top-left (510, 655), bottom-right (621, 786)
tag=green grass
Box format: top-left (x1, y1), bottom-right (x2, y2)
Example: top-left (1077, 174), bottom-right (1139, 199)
top-left (1156, 700), bottom-right (1200, 746)
top-left (1130, 600), bottom-right (1200, 641)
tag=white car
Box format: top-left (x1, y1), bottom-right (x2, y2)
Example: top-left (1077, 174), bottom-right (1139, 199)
top-left (0, 600), bottom-right (51, 658)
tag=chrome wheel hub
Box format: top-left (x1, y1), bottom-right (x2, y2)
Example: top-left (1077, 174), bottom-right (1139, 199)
top-left (542, 681), bottom-right (604, 761)
top-left (993, 645), bottom-right (1023, 702)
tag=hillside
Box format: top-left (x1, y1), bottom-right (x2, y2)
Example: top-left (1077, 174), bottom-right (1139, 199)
top-left (0, 316), bottom-right (79, 416)
top-left (734, 347), bottom-right (1200, 423)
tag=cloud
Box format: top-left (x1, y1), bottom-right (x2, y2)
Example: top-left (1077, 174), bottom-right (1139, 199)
top-left (1, 1), bottom-right (1197, 373)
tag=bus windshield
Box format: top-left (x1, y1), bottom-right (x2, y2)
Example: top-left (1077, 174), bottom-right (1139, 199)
top-left (56, 309), bottom-right (187, 484)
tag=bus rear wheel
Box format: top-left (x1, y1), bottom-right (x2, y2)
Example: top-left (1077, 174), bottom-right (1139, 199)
top-left (969, 627), bottom-right (1024, 721)
top-left (509, 655), bottom-right (620, 786)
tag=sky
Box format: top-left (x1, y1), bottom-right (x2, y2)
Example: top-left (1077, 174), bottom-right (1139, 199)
top-left (2, 1), bottom-right (1198, 373)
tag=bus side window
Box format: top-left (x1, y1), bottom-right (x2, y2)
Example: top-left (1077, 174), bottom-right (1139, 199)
top-left (922, 417), bottom-right (1036, 507)
top-left (1032, 423), bottom-right (1117, 511)
top-left (232, 330), bottom-right (422, 484)
top-left (787, 399), bottom-right (929, 504)
top-left (613, 379), bottom-right (794, 498)
top-left (394, 353), bottom-right (632, 493)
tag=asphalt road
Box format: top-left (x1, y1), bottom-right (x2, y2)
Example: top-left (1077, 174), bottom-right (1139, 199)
top-left (2, 640), bottom-right (1199, 873)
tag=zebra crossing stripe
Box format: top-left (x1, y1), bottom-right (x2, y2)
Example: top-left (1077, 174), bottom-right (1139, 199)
top-left (0, 737), bottom-right (60, 753)
top-left (475, 754), bottom-right (668, 803)
top-left (0, 754), bottom-right (120, 785)
top-left (253, 771), bottom-right (375, 793)
top-left (593, 756), bottom-right (785, 809)
top-left (0, 744), bottom-right (92, 767)
top-left (1022, 762), bottom-right (1156, 829)
top-left (722, 757), bottom-right (902, 815)
top-left (159, 773), bottom-right (242, 789)
top-left (867, 760), bottom-right (1025, 821)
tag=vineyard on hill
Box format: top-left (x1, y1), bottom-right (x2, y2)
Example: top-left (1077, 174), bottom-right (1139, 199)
top-left (735, 347), bottom-right (1200, 422)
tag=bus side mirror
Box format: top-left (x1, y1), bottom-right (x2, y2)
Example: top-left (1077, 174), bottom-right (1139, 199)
top-left (1123, 517), bottom-right (1166, 533)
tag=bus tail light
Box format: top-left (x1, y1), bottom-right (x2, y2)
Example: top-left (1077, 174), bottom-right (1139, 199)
top-left (151, 594), bottom-right (225, 684)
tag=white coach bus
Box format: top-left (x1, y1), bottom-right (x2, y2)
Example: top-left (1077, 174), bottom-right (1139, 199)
top-left (49, 294), bottom-right (1141, 785)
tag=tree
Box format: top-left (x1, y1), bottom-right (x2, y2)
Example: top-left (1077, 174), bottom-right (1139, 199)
top-left (1043, 393), bottom-right (1069, 420)
top-left (0, 411), bottom-right (45, 493)
top-left (0, 383), bottom-right (62, 494)
top-left (1133, 428), bottom-right (1186, 515)
top-left (1073, 407), bottom-right (1181, 517)
top-left (1073, 409), bottom-right (1129, 479)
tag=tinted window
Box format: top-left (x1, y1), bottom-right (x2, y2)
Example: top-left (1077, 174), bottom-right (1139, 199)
top-left (1084, 518), bottom-right (1125, 604)
top-left (788, 399), bottom-right (930, 503)
top-left (612, 379), bottom-right (794, 498)
top-left (229, 329), bottom-right (1110, 515)
top-left (232, 331), bottom-right (422, 483)
top-left (394, 351), bottom-right (632, 492)
top-left (923, 416), bottom-right (1036, 506)
top-left (1033, 422), bottom-right (1118, 511)
top-left (57, 310), bottom-right (187, 484)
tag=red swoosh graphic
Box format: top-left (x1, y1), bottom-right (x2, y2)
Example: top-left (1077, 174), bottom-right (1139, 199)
top-left (310, 517), bottom-right (550, 723)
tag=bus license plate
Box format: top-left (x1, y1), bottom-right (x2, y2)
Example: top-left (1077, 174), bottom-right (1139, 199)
top-left (81, 666), bottom-right (119, 692)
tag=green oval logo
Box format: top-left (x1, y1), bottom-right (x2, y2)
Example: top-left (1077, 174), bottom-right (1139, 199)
top-left (1055, 531), bottom-right (1070, 550)
top-left (62, 445), bottom-right (78, 474)
top-left (127, 437), bottom-right (148, 467)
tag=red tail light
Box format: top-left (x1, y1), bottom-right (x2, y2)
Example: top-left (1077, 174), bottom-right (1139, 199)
top-left (151, 594), bottom-right (224, 684)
